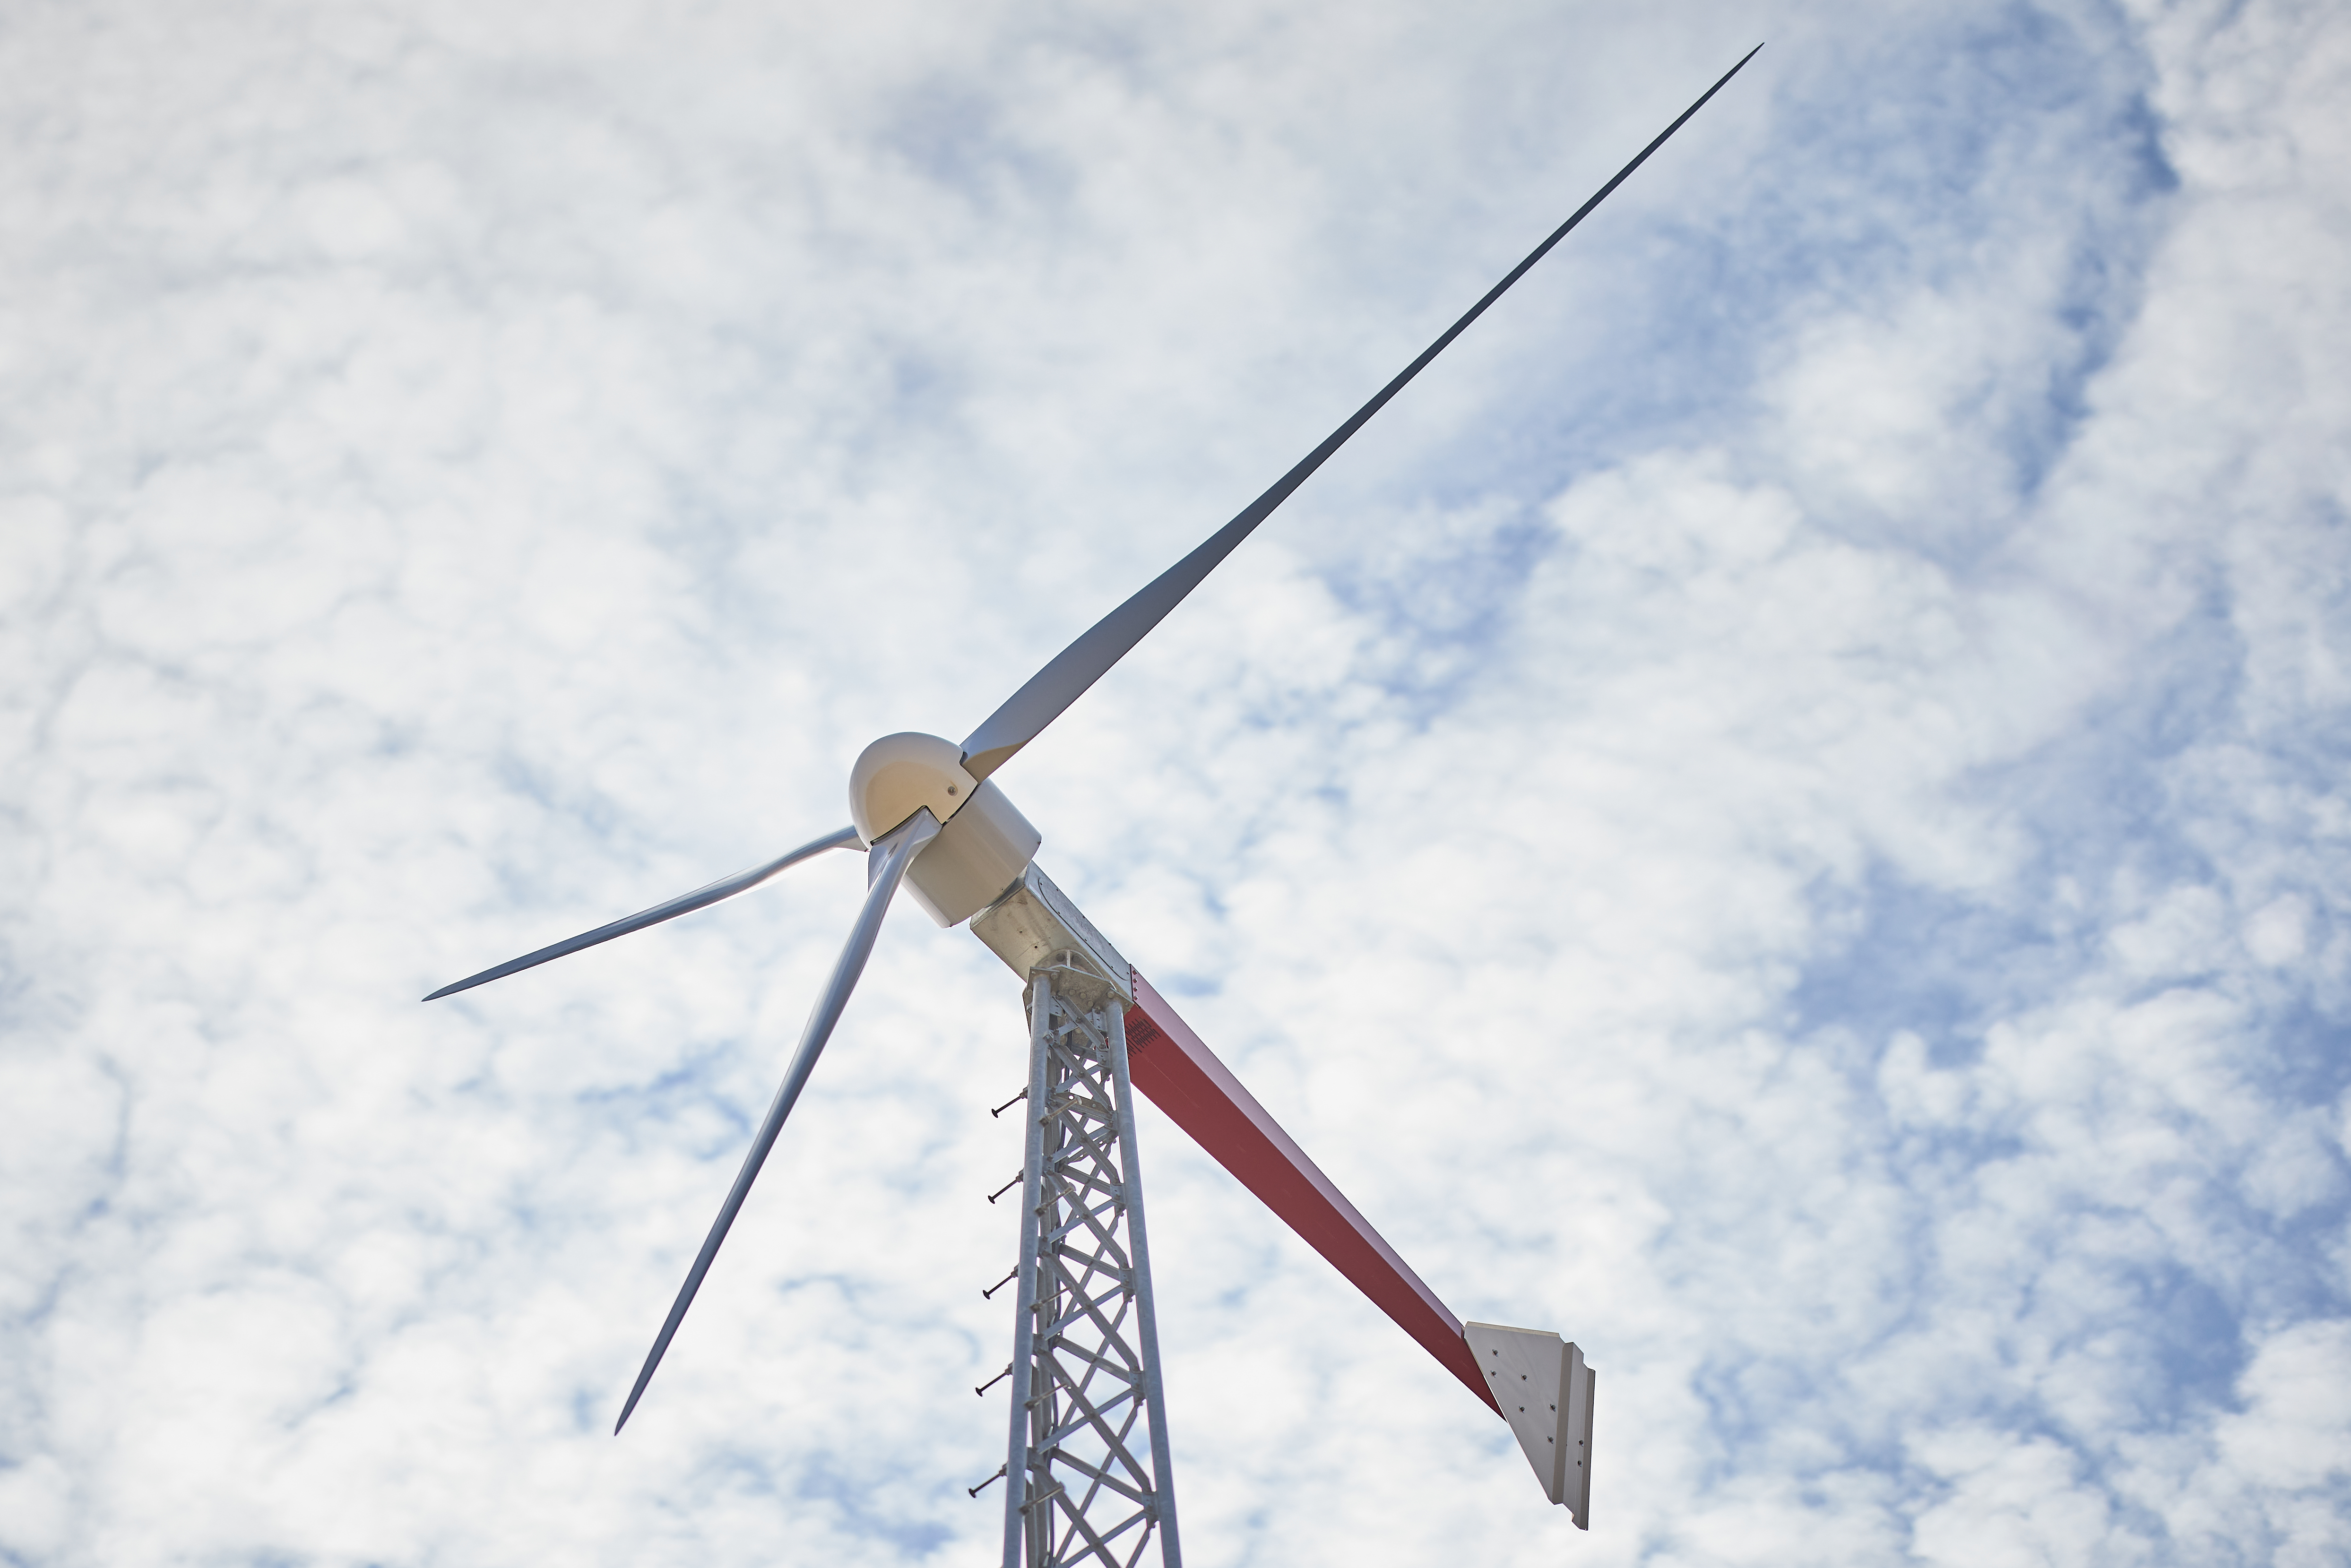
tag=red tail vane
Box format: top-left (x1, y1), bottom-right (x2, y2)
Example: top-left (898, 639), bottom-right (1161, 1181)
top-left (1123, 970), bottom-right (1499, 1413)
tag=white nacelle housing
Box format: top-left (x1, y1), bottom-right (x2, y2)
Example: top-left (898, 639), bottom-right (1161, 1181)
top-left (849, 732), bottom-right (1042, 928)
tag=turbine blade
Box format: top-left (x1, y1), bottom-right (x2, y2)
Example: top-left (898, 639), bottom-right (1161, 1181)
top-left (957, 44), bottom-right (1762, 783)
top-left (612, 808), bottom-right (942, 1434)
top-left (422, 826), bottom-right (862, 1001)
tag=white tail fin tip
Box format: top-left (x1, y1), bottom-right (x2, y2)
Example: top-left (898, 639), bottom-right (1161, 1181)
top-left (1463, 1321), bottom-right (1594, 1529)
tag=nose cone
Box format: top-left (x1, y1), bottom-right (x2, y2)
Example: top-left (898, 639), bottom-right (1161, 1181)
top-left (849, 732), bottom-right (977, 845)
top-left (848, 732), bottom-right (1044, 928)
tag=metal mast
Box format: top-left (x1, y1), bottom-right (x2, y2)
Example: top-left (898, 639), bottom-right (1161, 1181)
top-left (999, 964), bottom-right (1181, 1568)
top-left (967, 864), bottom-right (1181, 1568)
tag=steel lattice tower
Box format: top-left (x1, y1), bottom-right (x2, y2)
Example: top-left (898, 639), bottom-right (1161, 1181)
top-left (997, 961), bottom-right (1181, 1568)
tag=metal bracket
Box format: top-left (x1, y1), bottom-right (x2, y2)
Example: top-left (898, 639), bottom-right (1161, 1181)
top-left (971, 863), bottom-right (1134, 1010)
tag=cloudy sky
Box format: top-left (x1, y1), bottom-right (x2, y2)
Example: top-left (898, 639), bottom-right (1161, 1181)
top-left (4, 0), bottom-right (2348, 1563)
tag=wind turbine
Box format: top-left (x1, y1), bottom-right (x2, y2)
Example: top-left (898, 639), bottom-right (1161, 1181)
top-left (427, 47), bottom-right (1757, 1566)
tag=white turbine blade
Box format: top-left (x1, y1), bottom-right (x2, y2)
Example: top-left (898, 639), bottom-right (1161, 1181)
top-left (612, 807), bottom-right (941, 1433)
top-left (423, 826), bottom-right (861, 1001)
top-left (954, 44), bottom-right (1763, 784)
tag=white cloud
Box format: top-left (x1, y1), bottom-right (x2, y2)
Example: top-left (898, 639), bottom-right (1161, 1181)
top-left (3, 0), bottom-right (2347, 1564)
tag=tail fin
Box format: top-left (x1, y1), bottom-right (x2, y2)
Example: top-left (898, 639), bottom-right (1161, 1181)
top-left (1464, 1322), bottom-right (1596, 1529)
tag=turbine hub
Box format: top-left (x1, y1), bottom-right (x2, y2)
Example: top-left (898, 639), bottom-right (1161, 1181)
top-left (849, 732), bottom-right (1043, 928)
top-left (849, 732), bottom-right (976, 844)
